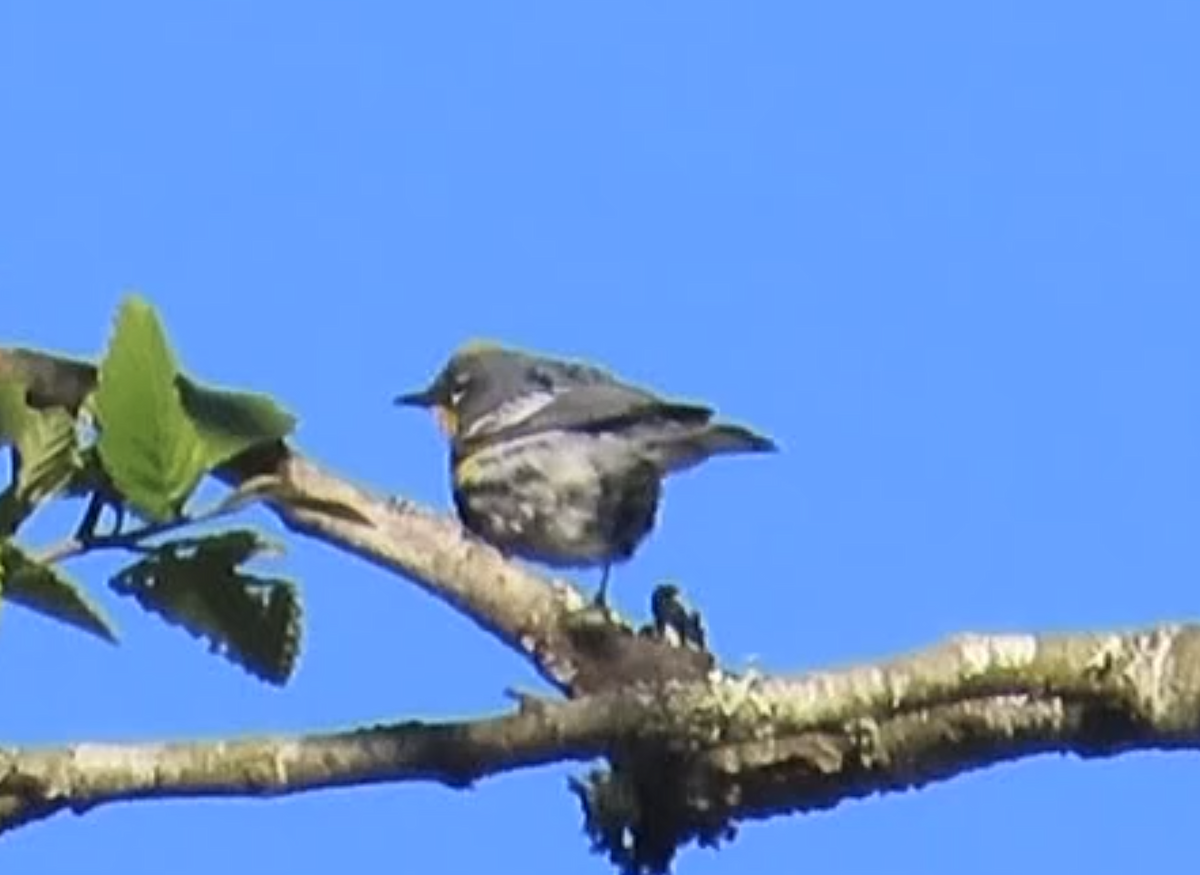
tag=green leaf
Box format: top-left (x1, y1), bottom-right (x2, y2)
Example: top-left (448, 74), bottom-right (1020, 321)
top-left (14, 407), bottom-right (79, 503)
top-left (0, 379), bottom-right (28, 447)
top-left (0, 382), bottom-right (30, 535)
top-left (177, 378), bottom-right (296, 469)
top-left (0, 377), bottom-right (83, 535)
top-left (0, 541), bottom-right (119, 643)
top-left (0, 347), bottom-right (98, 413)
top-left (110, 528), bottom-right (302, 685)
top-left (94, 295), bottom-right (208, 522)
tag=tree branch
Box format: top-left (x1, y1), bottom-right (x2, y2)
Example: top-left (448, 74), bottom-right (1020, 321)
top-left (3, 622), bottom-right (1200, 872)
top-left (0, 697), bottom-right (614, 833)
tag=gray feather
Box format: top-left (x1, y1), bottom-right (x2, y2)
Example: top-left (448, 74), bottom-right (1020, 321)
top-left (637, 422), bottom-right (778, 474)
top-left (463, 382), bottom-right (714, 447)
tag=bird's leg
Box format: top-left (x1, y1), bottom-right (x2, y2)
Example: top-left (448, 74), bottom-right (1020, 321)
top-left (592, 564), bottom-right (612, 608)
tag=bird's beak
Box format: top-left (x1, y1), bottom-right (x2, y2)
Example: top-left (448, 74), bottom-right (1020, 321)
top-left (394, 386), bottom-right (458, 437)
top-left (393, 386), bottom-right (438, 408)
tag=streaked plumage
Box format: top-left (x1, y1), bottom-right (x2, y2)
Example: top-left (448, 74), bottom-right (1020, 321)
top-left (395, 342), bottom-right (777, 603)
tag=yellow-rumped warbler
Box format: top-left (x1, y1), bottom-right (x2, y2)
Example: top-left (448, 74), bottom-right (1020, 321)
top-left (394, 342), bottom-right (777, 604)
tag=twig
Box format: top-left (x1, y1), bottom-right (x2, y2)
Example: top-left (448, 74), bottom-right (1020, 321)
top-left (35, 478), bottom-right (275, 566)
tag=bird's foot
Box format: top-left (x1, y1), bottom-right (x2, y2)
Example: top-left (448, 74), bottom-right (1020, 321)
top-left (591, 565), bottom-right (613, 612)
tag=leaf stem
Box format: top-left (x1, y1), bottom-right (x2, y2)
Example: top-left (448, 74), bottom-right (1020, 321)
top-left (35, 481), bottom-right (271, 566)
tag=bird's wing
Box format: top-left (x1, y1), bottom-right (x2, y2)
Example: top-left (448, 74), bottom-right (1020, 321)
top-left (463, 382), bottom-right (714, 446)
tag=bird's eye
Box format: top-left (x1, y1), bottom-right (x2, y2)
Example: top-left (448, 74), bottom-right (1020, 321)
top-left (448, 372), bottom-right (471, 407)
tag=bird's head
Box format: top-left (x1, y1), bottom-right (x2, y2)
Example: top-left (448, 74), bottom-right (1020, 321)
top-left (393, 340), bottom-right (539, 439)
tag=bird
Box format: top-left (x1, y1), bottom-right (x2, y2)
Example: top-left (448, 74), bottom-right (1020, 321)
top-left (394, 341), bottom-right (777, 606)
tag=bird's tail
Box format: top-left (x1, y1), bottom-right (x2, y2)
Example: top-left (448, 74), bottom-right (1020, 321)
top-left (644, 422), bottom-right (778, 475)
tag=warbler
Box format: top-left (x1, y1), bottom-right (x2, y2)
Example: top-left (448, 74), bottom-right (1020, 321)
top-left (394, 342), bottom-right (777, 605)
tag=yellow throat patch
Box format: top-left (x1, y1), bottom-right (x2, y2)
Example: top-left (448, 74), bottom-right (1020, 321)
top-left (433, 404), bottom-right (459, 437)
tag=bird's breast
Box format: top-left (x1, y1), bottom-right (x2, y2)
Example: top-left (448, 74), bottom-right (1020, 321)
top-left (450, 432), bottom-right (660, 567)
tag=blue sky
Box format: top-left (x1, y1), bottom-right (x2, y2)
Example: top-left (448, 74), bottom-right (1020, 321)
top-left (3, 1), bottom-right (1199, 872)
